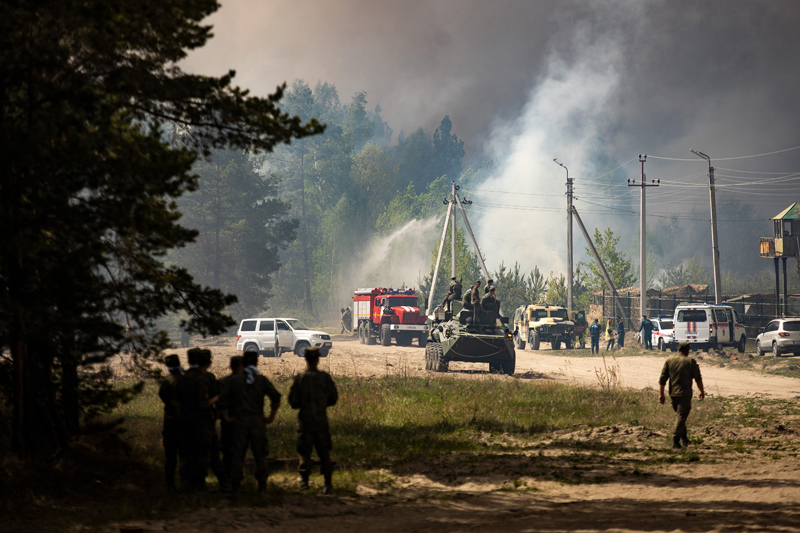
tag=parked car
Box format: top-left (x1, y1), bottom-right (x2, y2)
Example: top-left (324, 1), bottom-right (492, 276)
top-left (652, 316), bottom-right (676, 352)
top-left (672, 303), bottom-right (746, 352)
top-left (236, 318), bottom-right (332, 357)
top-left (755, 318), bottom-right (800, 357)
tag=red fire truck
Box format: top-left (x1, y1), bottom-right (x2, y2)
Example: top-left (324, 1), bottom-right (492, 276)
top-left (353, 287), bottom-right (428, 347)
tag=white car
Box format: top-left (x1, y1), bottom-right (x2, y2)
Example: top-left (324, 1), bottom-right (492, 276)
top-left (755, 318), bottom-right (800, 357)
top-left (652, 317), bottom-right (676, 352)
top-left (236, 318), bottom-right (332, 357)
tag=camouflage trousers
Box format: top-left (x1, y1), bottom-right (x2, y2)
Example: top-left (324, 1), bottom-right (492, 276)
top-left (670, 396), bottom-right (692, 439)
top-left (297, 431), bottom-right (333, 476)
top-left (230, 416), bottom-right (270, 486)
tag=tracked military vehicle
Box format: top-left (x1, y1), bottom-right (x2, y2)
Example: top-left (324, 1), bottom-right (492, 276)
top-left (425, 299), bottom-right (516, 375)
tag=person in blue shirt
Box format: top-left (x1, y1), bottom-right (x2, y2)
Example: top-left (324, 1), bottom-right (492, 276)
top-left (588, 318), bottom-right (601, 354)
top-left (639, 314), bottom-right (654, 350)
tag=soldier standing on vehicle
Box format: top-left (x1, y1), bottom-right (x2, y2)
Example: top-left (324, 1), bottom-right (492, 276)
top-left (288, 346), bottom-right (338, 494)
top-left (659, 341), bottom-right (705, 449)
top-left (158, 354), bottom-right (183, 491)
top-left (177, 348), bottom-right (219, 491)
top-left (616, 316), bottom-right (625, 349)
top-left (442, 276), bottom-right (462, 313)
top-left (605, 321), bottom-right (615, 351)
top-left (217, 355), bottom-right (243, 492)
top-left (225, 351), bottom-right (281, 497)
top-left (471, 280), bottom-right (483, 325)
top-left (484, 278), bottom-right (494, 294)
top-left (639, 314), bottom-right (654, 350)
top-left (589, 319), bottom-right (601, 354)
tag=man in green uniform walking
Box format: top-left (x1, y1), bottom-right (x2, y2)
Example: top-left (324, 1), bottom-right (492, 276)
top-left (224, 350), bottom-right (281, 496)
top-left (659, 341), bottom-right (705, 449)
top-left (158, 354), bottom-right (183, 490)
top-left (289, 346), bottom-right (339, 494)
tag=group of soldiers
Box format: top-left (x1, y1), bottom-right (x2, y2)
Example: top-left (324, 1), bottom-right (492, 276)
top-left (442, 277), bottom-right (500, 325)
top-left (159, 345), bottom-right (338, 497)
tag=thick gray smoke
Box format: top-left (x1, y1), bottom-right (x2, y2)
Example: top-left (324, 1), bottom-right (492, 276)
top-left (185, 0), bottom-right (800, 279)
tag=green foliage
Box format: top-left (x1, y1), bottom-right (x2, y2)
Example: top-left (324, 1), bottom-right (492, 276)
top-left (170, 150), bottom-right (297, 320)
top-left (260, 79), bottom-right (469, 319)
top-left (491, 262), bottom-right (548, 314)
top-left (579, 227), bottom-right (637, 291)
top-left (545, 273), bottom-right (568, 307)
top-left (658, 256), bottom-right (711, 287)
top-left (0, 0), bottom-right (321, 453)
top-left (419, 229), bottom-right (481, 308)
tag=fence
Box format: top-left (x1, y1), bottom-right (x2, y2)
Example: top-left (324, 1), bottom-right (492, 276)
top-left (591, 290), bottom-right (800, 339)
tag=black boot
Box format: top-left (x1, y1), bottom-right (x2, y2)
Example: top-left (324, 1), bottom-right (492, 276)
top-left (672, 436), bottom-right (682, 449)
top-left (680, 433), bottom-right (690, 447)
top-left (299, 472), bottom-right (310, 490)
top-left (322, 474), bottom-right (333, 495)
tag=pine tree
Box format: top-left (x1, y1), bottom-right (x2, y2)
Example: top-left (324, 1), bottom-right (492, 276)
top-left (0, 0), bottom-right (323, 453)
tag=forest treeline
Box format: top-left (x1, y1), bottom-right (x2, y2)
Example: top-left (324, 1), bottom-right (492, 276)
top-left (171, 80), bottom-right (793, 327)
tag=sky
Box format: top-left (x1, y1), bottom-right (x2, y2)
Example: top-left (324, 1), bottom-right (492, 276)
top-left (184, 0), bottom-right (800, 279)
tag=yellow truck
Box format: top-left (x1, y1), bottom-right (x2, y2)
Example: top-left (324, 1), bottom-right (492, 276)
top-left (513, 304), bottom-right (575, 350)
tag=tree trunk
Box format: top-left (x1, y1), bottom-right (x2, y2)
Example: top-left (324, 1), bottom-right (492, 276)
top-left (299, 150), bottom-right (313, 314)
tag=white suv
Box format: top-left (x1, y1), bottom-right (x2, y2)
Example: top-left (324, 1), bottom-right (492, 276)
top-left (236, 318), bottom-right (332, 357)
top-left (755, 318), bottom-right (800, 357)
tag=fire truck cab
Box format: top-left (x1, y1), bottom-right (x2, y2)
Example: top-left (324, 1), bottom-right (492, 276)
top-left (353, 287), bottom-right (428, 347)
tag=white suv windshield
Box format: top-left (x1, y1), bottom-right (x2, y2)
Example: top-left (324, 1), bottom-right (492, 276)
top-left (286, 319), bottom-right (309, 330)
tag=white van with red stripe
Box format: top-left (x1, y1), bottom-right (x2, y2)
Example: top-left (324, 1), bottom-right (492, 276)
top-left (672, 304), bottom-right (746, 353)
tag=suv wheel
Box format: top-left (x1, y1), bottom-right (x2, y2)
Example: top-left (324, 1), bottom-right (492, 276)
top-left (737, 336), bottom-right (746, 354)
top-left (773, 342), bottom-right (781, 357)
top-left (244, 343), bottom-right (260, 355)
top-left (295, 341), bottom-right (309, 357)
top-left (756, 339), bottom-right (763, 357)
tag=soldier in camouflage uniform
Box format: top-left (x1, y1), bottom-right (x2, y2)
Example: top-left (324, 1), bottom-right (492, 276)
top-left (224, 350), bottom-right (281, 496)
top-left (177, 348), bottom-right (219, 490)
top-left (471, 281), bottom-right (483, 325)
top-left (217, 355), bottom-right (243, 491)
top-left (481, 287), bottom-right (498, 315)
top-left (288, 346), bottom-right (339, 494)
top-left (659, 341), bottom-right (706, 449)
top-left (158, 354), bottom-right (183, 490)
top-left (442, 276), bottom-right (462, 313)
top-left (484, 278), bottom-right (494, 294)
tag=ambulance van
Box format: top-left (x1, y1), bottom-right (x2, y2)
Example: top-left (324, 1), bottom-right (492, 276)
top-left (672, 303), bottom-right (746, 352)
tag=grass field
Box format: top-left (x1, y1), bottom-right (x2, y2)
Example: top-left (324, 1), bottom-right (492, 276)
top-left (3, 373), bottom-right (800, 531)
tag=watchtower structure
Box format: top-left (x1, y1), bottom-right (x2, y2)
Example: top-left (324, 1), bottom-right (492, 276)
top-left (760, 202), bottom-right (800, 317)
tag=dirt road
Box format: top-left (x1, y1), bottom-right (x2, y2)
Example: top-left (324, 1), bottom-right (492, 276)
top-left (196, 335), bottom-right (800, 400)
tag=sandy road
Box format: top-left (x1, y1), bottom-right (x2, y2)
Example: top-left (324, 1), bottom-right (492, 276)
top-left (194, 334), bottom-right (800, 399)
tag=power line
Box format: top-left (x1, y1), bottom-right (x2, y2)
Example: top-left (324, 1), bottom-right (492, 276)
top-left (649, 144), bottom-right (800, 162)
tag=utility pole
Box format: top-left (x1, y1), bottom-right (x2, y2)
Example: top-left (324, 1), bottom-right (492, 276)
top-left (554, 159), bottom-right (572, 315)
top-left (627, 155), bottom-right (659, 318)
top-left (451, 181), bottom-right (457, 278)
top-left (690, 149), bottom-right (722, 304)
